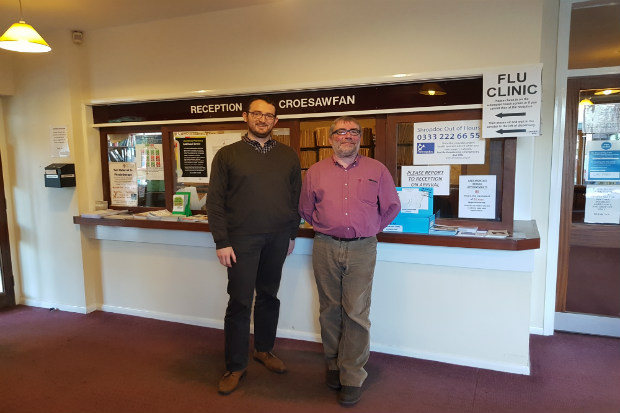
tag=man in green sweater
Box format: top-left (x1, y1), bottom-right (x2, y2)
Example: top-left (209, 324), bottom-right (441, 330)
top-left (207, 97), bottom-right (302, 395)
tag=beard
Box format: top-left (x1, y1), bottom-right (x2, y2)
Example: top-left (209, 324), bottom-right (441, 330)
top-left (248, 122), bottom-right (273, 139)
top-left (333, 141), bottom-right (359, 158)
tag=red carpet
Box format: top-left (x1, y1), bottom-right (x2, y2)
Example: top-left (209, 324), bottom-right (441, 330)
top-left (0, 305), bottom-right (618, 412)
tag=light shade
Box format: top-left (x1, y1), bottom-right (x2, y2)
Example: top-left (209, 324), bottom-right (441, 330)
top-left (0, 21), bottom-right (51, 53)
top-left (419, 83), bottom-right (446, 96)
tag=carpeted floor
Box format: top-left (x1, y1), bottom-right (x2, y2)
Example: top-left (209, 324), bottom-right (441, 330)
top-left (0, 305), bottom-right (618, 413)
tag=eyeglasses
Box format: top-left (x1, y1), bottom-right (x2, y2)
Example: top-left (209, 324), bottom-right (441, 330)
top-left (332, 128), bottom-right (361, 136)
top-left (247, 111), bottom-right (276, 121)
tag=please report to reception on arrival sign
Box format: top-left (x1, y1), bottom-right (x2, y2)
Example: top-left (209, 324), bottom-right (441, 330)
top-left (482, 64), bottom-right (542, 138)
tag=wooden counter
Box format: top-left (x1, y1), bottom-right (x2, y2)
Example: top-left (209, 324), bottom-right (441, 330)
top-left (73, 217), bottom-right (540, 251)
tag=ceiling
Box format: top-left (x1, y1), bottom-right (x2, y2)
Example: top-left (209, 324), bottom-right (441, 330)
top-left (0, 0), bottom-right (618, 71)
top-left (0, 0), bottom-right (284, 33)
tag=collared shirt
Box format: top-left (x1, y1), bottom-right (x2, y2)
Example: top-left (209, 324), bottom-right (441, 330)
top-left (299, 155), bottom-right (401, 239)
top-left (242, 133), bottom-right (277, 154)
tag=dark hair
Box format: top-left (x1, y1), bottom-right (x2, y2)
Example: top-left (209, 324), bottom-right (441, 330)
top-left (244, 96), bottom-right (277, 115)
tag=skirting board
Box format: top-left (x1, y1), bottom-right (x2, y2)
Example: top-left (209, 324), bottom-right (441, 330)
top-left (555, 312), bottom-right (620, 338)
top-left (21, 298), bottom-right (530, 375)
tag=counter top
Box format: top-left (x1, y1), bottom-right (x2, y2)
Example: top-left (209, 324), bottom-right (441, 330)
top-left (73, 216), bottom-right (540, 251)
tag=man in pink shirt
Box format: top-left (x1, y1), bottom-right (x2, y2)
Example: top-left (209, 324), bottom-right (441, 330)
top-left (299, 116), bottom-right (401, 406)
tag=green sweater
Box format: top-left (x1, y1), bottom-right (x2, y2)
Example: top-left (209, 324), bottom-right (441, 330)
top-left (206, 139), bottom-right (302, 249)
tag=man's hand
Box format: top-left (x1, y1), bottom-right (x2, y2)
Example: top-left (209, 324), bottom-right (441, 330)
top-left (216, 246), bottom-right (236, 267)
top-left (287, 239), bottom-right (295, 256)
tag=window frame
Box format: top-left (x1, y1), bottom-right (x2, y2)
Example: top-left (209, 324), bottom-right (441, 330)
top-left (100, 125), bottom-right (169, 211)
top-left (385, 109), bottom-right (515, 231)
top-left (99, 111), bottom-right (515, 231)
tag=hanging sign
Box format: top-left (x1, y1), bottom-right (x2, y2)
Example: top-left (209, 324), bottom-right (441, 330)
top-left (482, 64), bottom-right (542, 138)
top-left (91, 78), bottom-right (483, 124)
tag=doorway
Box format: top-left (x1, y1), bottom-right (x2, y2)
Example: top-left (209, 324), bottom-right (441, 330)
top-left (0, 151), bottom-right (16, 309)
top-left (555, 74), bottom-right (620, 337)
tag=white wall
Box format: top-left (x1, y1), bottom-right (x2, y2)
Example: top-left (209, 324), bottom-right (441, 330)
top-left (2, 0), bottom-right (558, 374)
top-left (2, 31), bottom-right (89, 311)
top-left (85, 0), bottom-right (545, 102)
top-left (89, 227), bottom-right (532, 373)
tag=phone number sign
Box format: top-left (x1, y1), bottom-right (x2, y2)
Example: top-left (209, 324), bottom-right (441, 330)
top-left (413, 120), bottom-right (485, 165)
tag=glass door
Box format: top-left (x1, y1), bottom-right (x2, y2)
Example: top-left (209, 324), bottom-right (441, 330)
top-left (555, 75), bottom-right (620, 337)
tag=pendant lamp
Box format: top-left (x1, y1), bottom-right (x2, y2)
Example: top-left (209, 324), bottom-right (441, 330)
top-left (0, 0), bottom-right (51, 53)
top-left (419, 83), bottom-right (446, 96)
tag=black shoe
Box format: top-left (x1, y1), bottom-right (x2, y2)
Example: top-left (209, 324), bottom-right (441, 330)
top-left (326, 369), bottom-right (341, 390)
top-left (338, 385), bottom-right (361, 406)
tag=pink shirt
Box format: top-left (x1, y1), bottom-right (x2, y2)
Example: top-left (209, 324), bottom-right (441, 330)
top-left (299, 155), bottom-right (401, 238)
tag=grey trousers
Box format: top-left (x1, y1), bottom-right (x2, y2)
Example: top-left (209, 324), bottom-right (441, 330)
top-left (312, 232), bottom-right (378, 387)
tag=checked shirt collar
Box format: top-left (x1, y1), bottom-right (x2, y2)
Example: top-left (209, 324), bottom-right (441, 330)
top-left (242, 133), bottom-right (277, 154)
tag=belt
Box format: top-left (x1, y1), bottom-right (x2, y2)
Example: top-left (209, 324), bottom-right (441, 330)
top-left (320, 233), bottom-right (369, 242)
top-left (332, 236), bottom-right (368, 241)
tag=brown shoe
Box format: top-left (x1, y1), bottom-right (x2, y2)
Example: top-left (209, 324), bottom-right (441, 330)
top-left (253, 351), bottom-right (287, 373)
top-left (218, 369), bottom-right (246, 395)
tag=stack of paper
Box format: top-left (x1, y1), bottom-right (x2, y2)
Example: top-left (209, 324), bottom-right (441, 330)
top-left (485, 229), bottom-right (509, 238)
top-left (428, 224), bottom-right (458, 236)
top-left (81, 209), bottom-right (128, 218)
top-left (133, 210), bottom-right (179, 221)
top-left (455, 227), bottom-right (479, 237)
top-left (179, 214), bottom-right (208, 223)
top-left (103, 213), bottom-right (134, 220)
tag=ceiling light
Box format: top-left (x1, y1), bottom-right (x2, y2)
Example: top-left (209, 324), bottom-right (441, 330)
top-left (594, 89), bottom-right (620, 96)
top-left (0, 0), bottom-right (51, 53)
top-left (419, 83), bottom-right (446, 96)
top-left (579, 98), bottom-right (593, 105)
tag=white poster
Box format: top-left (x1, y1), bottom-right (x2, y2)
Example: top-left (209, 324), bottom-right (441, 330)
top-left (109, 162), bottom-right (138, 207)
top-left (401, 165), bottom-right (450, 195)
top-left (205, 132), bottom-right (243, 181)
top-left (584, 185), bottom-right (620, 224)
top-left (482, 64), bottom-right (542, 138)
top-left (458, 175), bottom-right (496, 219)
top-left (173, 131), bottom-right (242, 183)
top-left (583, 104), bottom-right (620, 134)
top-left (397, 187), bottom-right (431, 213)
top-left (50, 125), bottom-right (70, 158)
top-left (413, 120), bottom-right (485, 165)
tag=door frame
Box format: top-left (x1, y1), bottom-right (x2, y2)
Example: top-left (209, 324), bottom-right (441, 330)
top-left (0, 150), bottom-right (15, 309)
top-left (554, 74), bottom-right (620, 337)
